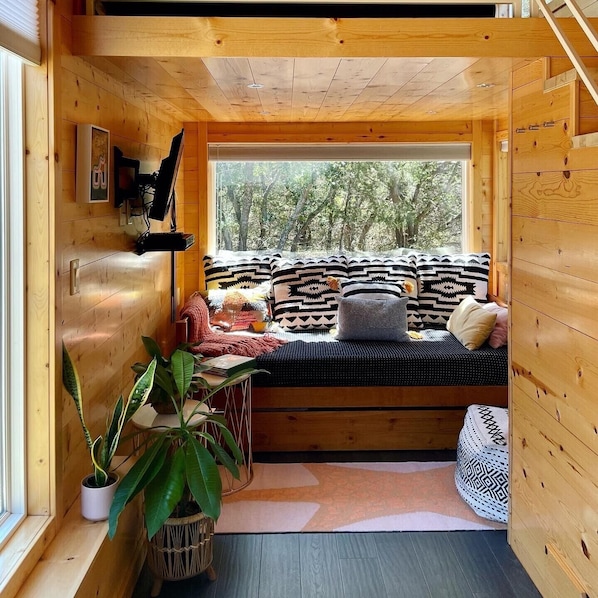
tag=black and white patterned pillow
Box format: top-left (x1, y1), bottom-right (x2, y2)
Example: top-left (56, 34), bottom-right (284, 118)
top-left (203, 253), bottom-right (280, 290)
top-left (415, 252), bottom-right (490, 326)
top-left (271, 256), bottom-right (348, 330)
top-left (347, 256), bottom-right (422, 329)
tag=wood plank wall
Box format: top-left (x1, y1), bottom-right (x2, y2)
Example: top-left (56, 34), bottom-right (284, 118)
top-left (510, 58), bottom-right (598, 597)
top-left (57, 4), bottom-right (186, 519)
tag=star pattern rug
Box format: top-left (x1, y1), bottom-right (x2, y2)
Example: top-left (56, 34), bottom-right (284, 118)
top-left (216, 461), bottom-right (506, 533)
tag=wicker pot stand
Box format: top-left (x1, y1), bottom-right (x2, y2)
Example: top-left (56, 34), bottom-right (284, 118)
top-left (146, 511), bottom-right (216, 597)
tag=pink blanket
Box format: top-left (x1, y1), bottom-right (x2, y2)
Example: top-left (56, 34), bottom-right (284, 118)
top-left (180, 295), bottom-right (286, 357)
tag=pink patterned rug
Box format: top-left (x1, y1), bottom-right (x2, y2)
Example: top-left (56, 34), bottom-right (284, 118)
top-left (216, 462), bottom-right (506, 533)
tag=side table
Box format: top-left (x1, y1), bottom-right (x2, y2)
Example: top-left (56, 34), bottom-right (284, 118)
top-left (131, 399), bottom-right (210, 432)
top-left (199, 372), bottom-right (253, 495)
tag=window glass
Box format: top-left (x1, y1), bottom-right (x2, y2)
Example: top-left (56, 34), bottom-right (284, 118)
top-left (0, 48), bottom-right (26, 547)
top-left (215, 160), bottom-right (463, 254)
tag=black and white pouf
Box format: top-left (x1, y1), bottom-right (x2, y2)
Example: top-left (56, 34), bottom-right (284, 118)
top-left (455, 404), bottom-right (509, 523)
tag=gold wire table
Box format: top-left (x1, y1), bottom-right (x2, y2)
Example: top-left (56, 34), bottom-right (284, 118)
top-left (199, 372), bottom-right (254, 495)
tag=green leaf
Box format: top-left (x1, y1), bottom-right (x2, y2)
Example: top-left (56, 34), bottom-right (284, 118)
top-left (144, 448), bottom-right (186, 539)
top-left (62, 342), bottom-right (93, 450)
top-left (210, 420), bottom-right (243, 464)
top-left (171, 349), bottom-right (194, 400)
top-left (153, 362), bottom-right (176, 398)
top-left (123, 357), bottom-right (157, 421)
top-left (141, 336), bottom-right (164, 361)
top-left (108, 435), bottom-right (168, 539)
top-left (102, 394), bottom-right (124, 470)
top-left (90, 436), bottom-right (108, 487)
top-left (209, 440), bottom-right (240, 481)
top-left (184, 436), bottom-right (222, 520)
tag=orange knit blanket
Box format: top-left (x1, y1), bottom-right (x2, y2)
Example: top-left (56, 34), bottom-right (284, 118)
top-left (180, 295), bottom-right (287, 357)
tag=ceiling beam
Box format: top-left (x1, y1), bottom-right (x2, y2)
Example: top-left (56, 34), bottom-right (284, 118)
top-left (72, 16), bottom-right (598, 58)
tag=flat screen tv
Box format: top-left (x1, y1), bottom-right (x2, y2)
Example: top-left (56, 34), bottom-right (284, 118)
top-left (113, 146), bottom-right (140, 208)
top-left (148, 128), bottom-right (185, 221)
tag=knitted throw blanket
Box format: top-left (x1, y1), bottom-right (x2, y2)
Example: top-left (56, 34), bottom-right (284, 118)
top-left (180, 295), bottom-right (287, 357)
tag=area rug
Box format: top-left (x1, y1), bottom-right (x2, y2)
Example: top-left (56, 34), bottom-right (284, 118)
top-left (216, 461), bottom-right (506, 533)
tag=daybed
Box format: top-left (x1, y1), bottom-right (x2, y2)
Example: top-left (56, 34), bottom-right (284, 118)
top-left (178, 251), bottom-right (509, 452)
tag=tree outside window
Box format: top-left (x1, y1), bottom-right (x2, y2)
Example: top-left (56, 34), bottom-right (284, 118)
top-left (215, 160), bottom-right (463, 254)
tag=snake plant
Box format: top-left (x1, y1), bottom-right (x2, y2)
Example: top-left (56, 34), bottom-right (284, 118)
top-left (62, 342), bottom-right (157, 487)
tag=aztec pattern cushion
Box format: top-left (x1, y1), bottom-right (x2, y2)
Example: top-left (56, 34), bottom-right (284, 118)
top-left (415, 253), bottom-right (490, 327)
top-left (455, 404), bottom-right (509, 523)
top-left (337, 278), bottom-right (405, 299)
top-left (203, 253), bottom-right (280, 290)
top-left (347, 256), bottom-right (422, 329)
top-left (271, 256), bottom-right (348, 330)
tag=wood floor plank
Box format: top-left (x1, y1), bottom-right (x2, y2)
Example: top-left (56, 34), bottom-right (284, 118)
top-left (374, 532), bottom-right (432, 598)
top-left (336, 532), bottom-right (379, 559)
top-left (482, 531), bottom-right (542, 598)
top-left (338, 556), bottom-right (389, 598)
top-left (446, 532), bottom-right (517, 598)
top-left (258, 534), bottom-right (301, 598)
top-left (299, 533), bottom-right (345, 598)
top-left (410, 531), bottom-right (476, 597)
top-left (205, 534), bottom-right (263, 598)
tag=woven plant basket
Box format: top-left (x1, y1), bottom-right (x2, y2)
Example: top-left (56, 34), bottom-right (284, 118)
top-left (147, 511), bottom-right (215, 583)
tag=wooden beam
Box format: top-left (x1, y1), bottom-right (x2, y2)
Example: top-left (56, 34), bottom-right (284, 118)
top-left (71, 16), bottom-right (598, 58)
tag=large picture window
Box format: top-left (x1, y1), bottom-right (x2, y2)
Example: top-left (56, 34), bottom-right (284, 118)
top-left (211, 145), bottom-right (467, 255)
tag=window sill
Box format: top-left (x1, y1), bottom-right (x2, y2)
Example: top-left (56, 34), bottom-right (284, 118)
top-left (12, 460), bottom-right (144, 598)
top-left (0, 515), bottom-right (55, 598)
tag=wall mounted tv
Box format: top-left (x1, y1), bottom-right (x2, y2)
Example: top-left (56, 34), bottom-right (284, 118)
top-left (113, 146), bottom-right (141, 208)
top-left (148, 128), bottom-right (185, 221)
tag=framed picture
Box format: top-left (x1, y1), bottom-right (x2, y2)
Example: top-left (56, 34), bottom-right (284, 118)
top-left (76, 124), bottom-right (110, 203)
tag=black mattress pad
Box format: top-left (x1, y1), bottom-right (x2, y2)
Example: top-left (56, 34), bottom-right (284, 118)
top-left (254, 328), bottom-right (508, 387)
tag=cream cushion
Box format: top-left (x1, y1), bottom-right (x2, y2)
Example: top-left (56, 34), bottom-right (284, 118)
top-left (447, 295), bottom-right (497, 350)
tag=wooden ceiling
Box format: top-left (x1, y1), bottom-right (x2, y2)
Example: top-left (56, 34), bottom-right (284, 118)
top-left (73, 14), bottom-right (598, 124)
top-left (92, 55), bottom-right (528, 123)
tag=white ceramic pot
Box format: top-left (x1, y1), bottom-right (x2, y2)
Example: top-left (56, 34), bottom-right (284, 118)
top-left (80, 473), bottom-right (119, 522)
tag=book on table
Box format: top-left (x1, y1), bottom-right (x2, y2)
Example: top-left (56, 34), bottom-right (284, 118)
top-left (202, 354), bottom-right (257, 377)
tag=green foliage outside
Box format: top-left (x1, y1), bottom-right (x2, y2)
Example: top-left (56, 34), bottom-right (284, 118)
top-left (216, 160), bottom-right (463, 254)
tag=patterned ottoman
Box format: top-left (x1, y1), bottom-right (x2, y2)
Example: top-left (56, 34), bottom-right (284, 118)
top-left (455, 404), bottom-right (509, 523)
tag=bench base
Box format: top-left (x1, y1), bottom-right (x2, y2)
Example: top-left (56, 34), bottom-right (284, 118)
top-left (252, 385), bottom-right (508, 452)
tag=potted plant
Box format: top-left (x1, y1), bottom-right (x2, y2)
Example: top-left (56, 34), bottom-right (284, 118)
top-left (131, 335), bottom-right (205, 414)
top-left (109, 344), bottom-right (258, 591)
top-left (61, 342), bottom-right (157, 521)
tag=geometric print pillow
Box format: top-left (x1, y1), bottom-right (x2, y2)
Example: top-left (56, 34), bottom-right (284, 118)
top-left (347, 255), bottom-right (422, 329)
top-left (415, 252), bottom-right (490, 327)
top-left (271, 256), bottom-right (348, 330)
top-left (203, 253), bottom-right (280, 290)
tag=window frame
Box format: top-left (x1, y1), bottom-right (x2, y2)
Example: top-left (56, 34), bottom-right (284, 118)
top-left (210, 149), bottom-right (469, 255)
top-left (0, 47), bottom-right (27, 551)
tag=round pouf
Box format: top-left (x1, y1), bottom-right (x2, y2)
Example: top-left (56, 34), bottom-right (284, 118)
top-left (455, 404), bottom-right (509, 523)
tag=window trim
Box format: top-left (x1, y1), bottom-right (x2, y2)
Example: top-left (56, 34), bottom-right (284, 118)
top-left (210, 153), bottom-right (468, 255)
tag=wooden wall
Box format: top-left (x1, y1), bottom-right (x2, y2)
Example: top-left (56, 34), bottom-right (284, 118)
top-left (509, 58), bottom-right (598, 596)
top-left (56, 0), bottom-right (186, 536)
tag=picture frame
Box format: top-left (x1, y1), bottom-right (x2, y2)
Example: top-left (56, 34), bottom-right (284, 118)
top-left (76, 124), bottom-right (110, 203)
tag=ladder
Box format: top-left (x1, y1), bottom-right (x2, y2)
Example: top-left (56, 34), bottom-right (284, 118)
top-left (533, 0), bottom-right (598, 106)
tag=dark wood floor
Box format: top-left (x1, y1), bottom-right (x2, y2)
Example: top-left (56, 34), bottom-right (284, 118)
top-left (132, 451), bottom-right (541, 598)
